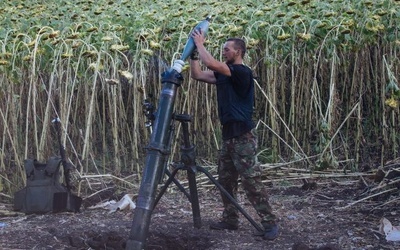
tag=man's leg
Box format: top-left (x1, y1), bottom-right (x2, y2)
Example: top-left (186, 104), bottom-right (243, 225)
top-left (210, 139), bottom-right (239, 230)
top-left (231, 129), bottom-right (278, 239)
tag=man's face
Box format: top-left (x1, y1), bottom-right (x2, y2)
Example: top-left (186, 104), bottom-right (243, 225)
top-left (222, 41), bottom-right (239, 64)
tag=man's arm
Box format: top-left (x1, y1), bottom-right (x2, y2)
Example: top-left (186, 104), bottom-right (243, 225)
top-left (196, 44), bottom-right (230, 76)
top-left (190, 59), bottom-right (216, 84)
top-left (190, 29), bottom-right (231, 78)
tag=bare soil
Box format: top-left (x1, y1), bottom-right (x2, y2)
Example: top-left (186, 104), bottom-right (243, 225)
top-left (1, 178), bottom-right (399, 250)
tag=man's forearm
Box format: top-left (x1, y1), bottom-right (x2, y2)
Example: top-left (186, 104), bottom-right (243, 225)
top-left (189, 59), bottom-right (202, 80)
top-left (197, 44), bottom-right (216, 68)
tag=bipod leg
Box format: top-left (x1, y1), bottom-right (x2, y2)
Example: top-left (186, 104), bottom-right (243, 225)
top-left (176, 114), bottom-right (201, 228)
top-left (154, 165), bottom-right (189, 208)
top-left (187, 165), bottom-right (201, 228)
top-left (165, 168), bottom-right (192, 200)
top-left (196, 166), bottom-right (264, 233)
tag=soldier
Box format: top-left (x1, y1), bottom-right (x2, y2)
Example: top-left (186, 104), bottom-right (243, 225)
top-left (189, 29), bottom-right (278, 240)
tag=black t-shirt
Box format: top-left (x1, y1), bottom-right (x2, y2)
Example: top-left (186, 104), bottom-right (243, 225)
top-left (214, 64), bottom-right (255, 140)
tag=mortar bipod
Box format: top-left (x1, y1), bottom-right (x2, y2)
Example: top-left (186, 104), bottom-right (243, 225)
top-left (153, 113), bottom-right (265, 233)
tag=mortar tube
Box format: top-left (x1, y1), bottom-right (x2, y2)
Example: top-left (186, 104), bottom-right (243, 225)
top-left (126, 65), bottom-right (183, 250)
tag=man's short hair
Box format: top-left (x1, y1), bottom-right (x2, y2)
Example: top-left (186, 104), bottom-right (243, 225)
top-left (227, 38), bottom-right (246, 58)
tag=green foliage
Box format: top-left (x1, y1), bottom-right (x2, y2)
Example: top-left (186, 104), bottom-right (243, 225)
top-left (0, 0), bottom-right (399, 70)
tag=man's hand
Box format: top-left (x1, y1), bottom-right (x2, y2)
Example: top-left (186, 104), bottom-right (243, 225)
top-left (191, 28), bottom-right (205, 47)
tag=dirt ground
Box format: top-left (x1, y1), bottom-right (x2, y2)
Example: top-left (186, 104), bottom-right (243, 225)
top-left (1, 176), bottom-right (399, 250)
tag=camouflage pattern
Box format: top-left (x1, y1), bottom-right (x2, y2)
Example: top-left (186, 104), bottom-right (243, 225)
top-left (217, 129), bottom-right (276, 227)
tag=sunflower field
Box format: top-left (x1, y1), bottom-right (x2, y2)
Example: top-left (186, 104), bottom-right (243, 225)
top-left (0, 0), bottom-right (399, 197)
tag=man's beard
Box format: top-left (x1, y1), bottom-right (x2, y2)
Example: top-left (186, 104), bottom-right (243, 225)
top-left (225, 58), bottom-right (234, 64)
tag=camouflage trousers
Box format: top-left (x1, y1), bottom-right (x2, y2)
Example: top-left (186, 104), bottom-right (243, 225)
top-left (217, 129), bottom-right (276, 227)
